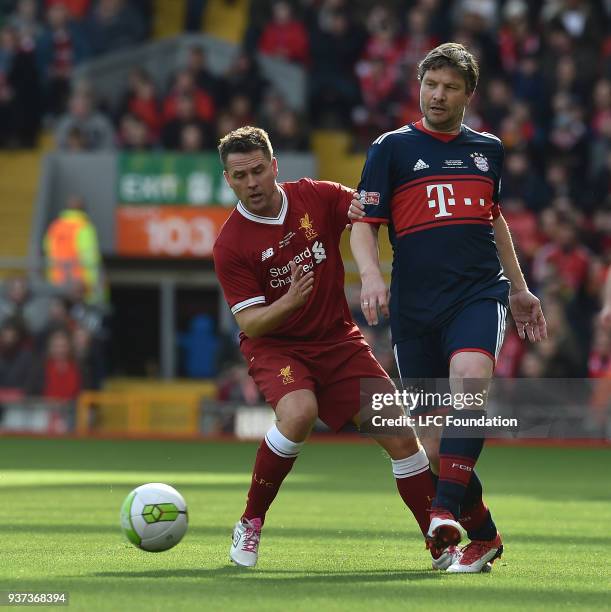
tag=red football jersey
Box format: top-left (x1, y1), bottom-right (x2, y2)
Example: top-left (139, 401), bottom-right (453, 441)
top-left (213, 179), bottom-right (358, 341)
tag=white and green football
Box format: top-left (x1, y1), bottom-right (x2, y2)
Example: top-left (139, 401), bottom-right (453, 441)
top-left (120, 483), bottom-right (188, 552)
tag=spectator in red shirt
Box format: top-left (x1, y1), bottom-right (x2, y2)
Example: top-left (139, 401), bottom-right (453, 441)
top-left (502, 197), bottom-right (542, 261)
top-left (161, 93), bottom-right (212, 150)
top-left (37, 0), bottom-right (89, 116)
top-left (258, 1), bottom-right (309, 66)
top-left (588, 324), bottom-right (611, 377)
top-left (29, 328), bottom-right (81, 401)
top-left (45, 0), bottom-right (92, 21)
top-left (498, 0), bottom-right (540, 75)
top-left (360, 5), bottom-right (403, 68)
top-left (495, 324), bottom-right (526, 378)
top-left (591, 78), bottom-right (611, 137)
top-left (398, 5), bottom-right (438, 74)
top-left (119, 68), bottom-right (162, 143)
top-left (356, 56), bottom-right (397, 122)
top-left (533, 214), bottom-right (591, 298)
top-left (163, 69), bottom-right (214, 124)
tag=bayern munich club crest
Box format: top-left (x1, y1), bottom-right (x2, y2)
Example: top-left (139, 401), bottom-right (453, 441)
top-left (470, 152), bottom-right (489, 172)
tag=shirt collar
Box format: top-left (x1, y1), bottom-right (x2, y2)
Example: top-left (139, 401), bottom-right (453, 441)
top-left (236, 185), bottom-right (287, 225)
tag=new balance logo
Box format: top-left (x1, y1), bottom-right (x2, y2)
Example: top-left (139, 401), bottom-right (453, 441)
top-left (413, 159), bottom-right (430, 171)
top-left (261, 247), bottom-right (274, 261)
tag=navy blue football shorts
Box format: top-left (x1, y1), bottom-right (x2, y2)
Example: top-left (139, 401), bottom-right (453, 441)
top-left (393, 299), bottom-right (507, 414)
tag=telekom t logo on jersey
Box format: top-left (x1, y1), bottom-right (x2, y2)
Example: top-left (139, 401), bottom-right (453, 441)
top-left (427, 183), bottom-right (486, 218)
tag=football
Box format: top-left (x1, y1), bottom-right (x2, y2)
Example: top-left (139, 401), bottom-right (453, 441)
top-left (120, 483), bottom-right (188, 552)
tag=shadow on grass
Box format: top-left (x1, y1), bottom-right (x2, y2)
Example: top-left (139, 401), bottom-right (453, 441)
top-left (7, 523), bottom-right (611, 547)
top-left (93, 567), bottom-right (440, 583)
top-left (1, 481), bottom-right (609, 502)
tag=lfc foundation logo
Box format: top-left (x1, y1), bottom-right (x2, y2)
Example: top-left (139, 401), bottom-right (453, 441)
top-left (278, 365), bottom-right (295, 385)
top-left (299, 213), bottom-right (318, 240)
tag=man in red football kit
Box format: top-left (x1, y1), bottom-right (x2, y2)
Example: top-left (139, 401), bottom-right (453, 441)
top-left (213, 126), bottom-right (451, 569)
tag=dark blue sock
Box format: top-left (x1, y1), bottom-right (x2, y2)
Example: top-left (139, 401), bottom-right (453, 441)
top-left (432, 409), bottom-right (485, 519)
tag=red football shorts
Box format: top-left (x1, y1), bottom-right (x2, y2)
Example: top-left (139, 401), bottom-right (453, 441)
top-left (240, 333), bottom-right (392, 432)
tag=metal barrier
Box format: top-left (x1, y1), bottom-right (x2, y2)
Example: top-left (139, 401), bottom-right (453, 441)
top-left (0, 387), bottom-right (275, 439)
top-left (0, 397), bottom-right (75, 434)
top-left (76, 391), bottom-right (202, 437)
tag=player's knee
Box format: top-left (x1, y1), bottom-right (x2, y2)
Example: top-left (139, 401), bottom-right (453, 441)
top-left (421, 437), bottom-right (440, 472)
top-left (450, 354), bottom-right (493, 381)
top-left (276, 399), bottom-right (318, 441)
top-left (377, 435), bottom-right (419, 460)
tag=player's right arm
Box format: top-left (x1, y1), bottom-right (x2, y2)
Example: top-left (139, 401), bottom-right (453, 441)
top-left (350, 223), bottom-right (389, 326)
top-left (215, 241), bottom-right (313, 338)
top-left (234, 262), bottom-right (314, 338)
top-left (600, 268), bottom-right (611, 329)
top-left (349, 137), bottom-right (394, 326)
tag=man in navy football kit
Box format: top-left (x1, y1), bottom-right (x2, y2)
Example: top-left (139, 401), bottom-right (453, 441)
top-left (350, 43), bottom-right (547, 573)
top-left (213, 126), bottom-right (446, 569)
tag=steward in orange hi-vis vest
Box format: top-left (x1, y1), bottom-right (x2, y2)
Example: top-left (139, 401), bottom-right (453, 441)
top-left (44, 204), bottom-right (101, 302)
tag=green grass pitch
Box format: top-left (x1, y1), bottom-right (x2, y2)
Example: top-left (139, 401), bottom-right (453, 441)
top-left (0, 438), bottom-right (609, 611)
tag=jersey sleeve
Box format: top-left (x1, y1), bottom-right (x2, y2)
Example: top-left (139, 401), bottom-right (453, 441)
top-left (491, 140), bottom-right (505, 219)
top-left (311, 180), bottom-right (353, 236)
top-left (356, 138), bottom-right (393, 225)
top-left (213, 244), bottom-right (266, 315)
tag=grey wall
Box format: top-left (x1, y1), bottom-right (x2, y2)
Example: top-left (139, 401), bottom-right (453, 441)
top-left (33, 153), bottom-right (117, 255)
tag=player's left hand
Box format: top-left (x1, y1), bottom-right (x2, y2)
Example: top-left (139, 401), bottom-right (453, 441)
top-left (346, 191), bottom-right (365, 229)
top-left (510, 289), bottom-right (547, 342)
top-left (600, 305), bottom-right (611, 330)
top-left (360, 272), bottom-right (389, 326)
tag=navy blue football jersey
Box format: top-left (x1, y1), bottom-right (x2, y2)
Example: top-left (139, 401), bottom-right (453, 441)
top-left (357, 120), bottom-right (510, 342)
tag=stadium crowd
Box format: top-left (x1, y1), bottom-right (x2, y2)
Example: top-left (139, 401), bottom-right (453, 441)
top-left (0, 276), bottom-right (106, 405)
top-left (0, 0), bottom-right (610, 396)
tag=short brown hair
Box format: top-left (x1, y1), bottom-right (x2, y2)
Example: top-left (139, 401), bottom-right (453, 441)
top-left (218, 126), bottom-right (273, 168)
top-left (417, 43), bottom-right (479, 95)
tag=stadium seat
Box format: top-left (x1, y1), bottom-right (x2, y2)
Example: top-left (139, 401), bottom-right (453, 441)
top-left (0, 151), bottom-right (41, 279)
top-left (204, 0), bottom-right (249, 43)
top-left (153, 0), bottom-right (187, 39)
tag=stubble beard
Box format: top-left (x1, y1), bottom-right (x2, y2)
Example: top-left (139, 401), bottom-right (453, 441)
top-left (424, 105), bottom-right (465, 133)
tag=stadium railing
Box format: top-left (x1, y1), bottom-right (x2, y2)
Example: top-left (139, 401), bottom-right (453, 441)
top-left (0, 396), bottom-right (76, 435)
top-left (75, 390), bottom-right (274, 439)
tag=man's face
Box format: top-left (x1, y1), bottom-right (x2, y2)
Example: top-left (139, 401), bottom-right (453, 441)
top-left (224, 150), bottom-right (278, 214)
top-left (420, 66), bottom-right (471, 132)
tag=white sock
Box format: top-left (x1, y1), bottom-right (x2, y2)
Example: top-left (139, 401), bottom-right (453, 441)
top-left (264, 425), bottom-right (304, 459)
top-left (391, 447), bottom-right (430, 479)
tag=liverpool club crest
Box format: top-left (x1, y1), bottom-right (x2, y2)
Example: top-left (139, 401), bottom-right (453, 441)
top-left (299, 213), bottom-right (318, 240)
